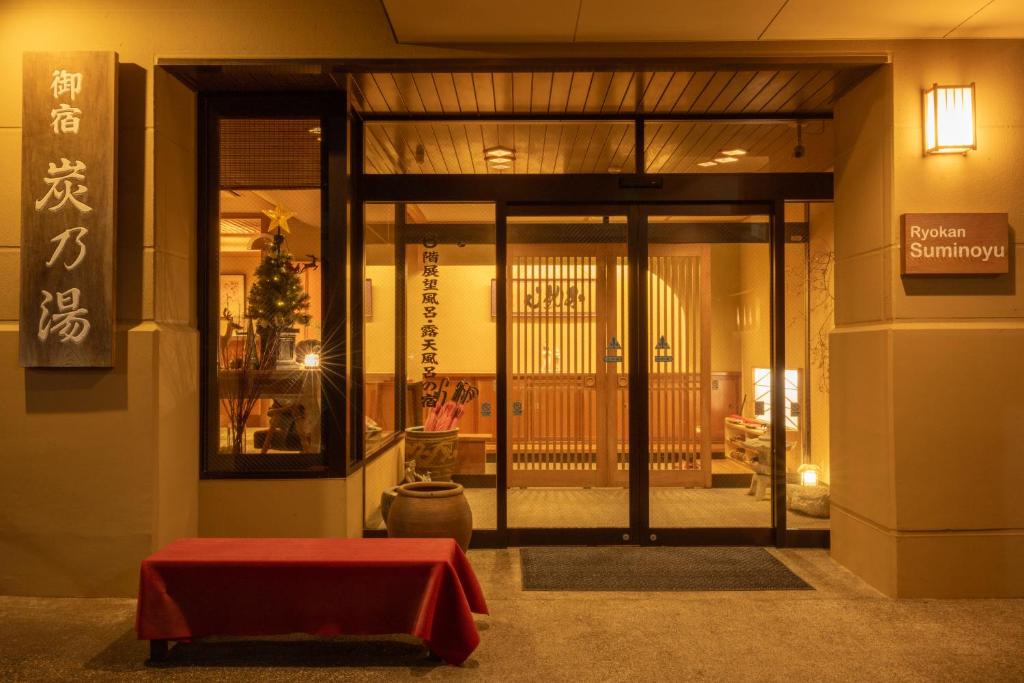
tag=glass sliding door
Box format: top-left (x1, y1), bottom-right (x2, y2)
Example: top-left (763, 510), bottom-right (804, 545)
top-left (505, 210), bottom-right (630, 530)
top-left (347, 199), bottom-right (811, 545)
top-left (644, 207), bottom-right (774, 531)
top-left (360, 203), bottom-right (498, 533)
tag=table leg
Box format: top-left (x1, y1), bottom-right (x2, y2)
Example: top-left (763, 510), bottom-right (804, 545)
top-left (149, 639), bottom-right (169, 663)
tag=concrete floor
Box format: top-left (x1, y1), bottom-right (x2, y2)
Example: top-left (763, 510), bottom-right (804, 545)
top-left (369, 487), bottom-right (828, 531)
top-left (460, 487), bottom-right (828, 529)
top-left (2, 549), bottom-right (1022, 681)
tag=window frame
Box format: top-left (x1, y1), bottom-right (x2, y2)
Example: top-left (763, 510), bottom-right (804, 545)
top-left (199, 92), bottom-right (348, 479)
top-left (357, 201), bottom-right (407, 464)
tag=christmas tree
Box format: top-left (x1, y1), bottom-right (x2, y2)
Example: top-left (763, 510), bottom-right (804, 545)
top-left (247, 232), bottom-right (311, 346)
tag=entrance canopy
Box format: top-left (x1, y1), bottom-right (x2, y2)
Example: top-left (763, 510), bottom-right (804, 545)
top-left (163, 60), bottom-right (879, 117)
top-left (165, 59), bottom-right (878, 176)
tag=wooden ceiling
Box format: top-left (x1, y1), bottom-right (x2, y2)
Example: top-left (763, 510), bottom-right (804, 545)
top-left (364, 121), bottom-right (636, 174)
top-left (644, 119), bottom-right (832, 173)
top-left (169, 63), bottom-right (863, 176)
top-left (355, 67), bottom-right (847, 174)
top-left (364, 119), bottom-right (831, 174)
top-left (349, 68), bottom-right (849, 115)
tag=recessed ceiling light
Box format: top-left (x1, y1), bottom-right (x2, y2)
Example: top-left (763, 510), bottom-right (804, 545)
top-left (484, 146), bottom-right (515, 159)
top-left (714, 156), bottom-right (739, 163)
top-left (697, 161), bottom-right (718, 167)
top-left (720, 148), bottom-right (747, 156)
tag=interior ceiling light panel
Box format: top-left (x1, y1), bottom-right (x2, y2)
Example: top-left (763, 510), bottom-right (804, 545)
top-left (484, 145), bottom-right (515, 160)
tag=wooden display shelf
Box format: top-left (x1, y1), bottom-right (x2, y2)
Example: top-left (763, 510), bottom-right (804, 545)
top-left (723, 418), bottom-right (801, 466)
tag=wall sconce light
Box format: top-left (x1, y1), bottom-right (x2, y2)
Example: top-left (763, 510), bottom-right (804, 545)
top-left (302, 352), bottom-right (320, 369)
top-left (798, 463), bottom-right (821, 487)
top-left (923, 83), bottom-right (976, 155)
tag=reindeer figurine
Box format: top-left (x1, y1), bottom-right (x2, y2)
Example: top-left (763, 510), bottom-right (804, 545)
top-left (219, 308), bottom-right (244, 362)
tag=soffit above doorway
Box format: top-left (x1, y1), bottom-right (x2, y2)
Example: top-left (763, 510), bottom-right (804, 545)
top-left (160, 61), bottom-right (880, 111)
top-left (381, 0), bottom-right (1024, 42)
top-left (348, 68), bottom-right (854, 115)
top-left (363, 119), bottom-right (833, 174)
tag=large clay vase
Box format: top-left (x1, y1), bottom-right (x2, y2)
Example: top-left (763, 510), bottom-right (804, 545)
top-left (379, 485), bottom-right (400, 527)
top-left (404, 426), bottom-right (459, 481)
top-left (386, 481), bottom-right (473, 551)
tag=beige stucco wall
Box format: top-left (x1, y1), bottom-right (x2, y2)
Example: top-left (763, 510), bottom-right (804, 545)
top-left (198, 478), bottom-right (349, 538)
top-left (0, 0), bottom-right (436, 597)
top-left (831, 42), bottom-right (1024, 597)
top-left (807, 203), bottom-right (834, 484)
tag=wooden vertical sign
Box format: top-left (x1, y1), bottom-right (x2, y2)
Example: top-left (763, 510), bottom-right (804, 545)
top-left (20, 51), bottom-right (117, 367)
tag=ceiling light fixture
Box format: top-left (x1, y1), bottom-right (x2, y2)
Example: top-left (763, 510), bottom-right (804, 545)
top-left (697, 161), bottom-right (718, 167)
top-left (713, 156), bottom-right (739, 164)
top-left (720, 148), bottom-right (747, 156)
top-left (484, 145), bottom-right (515, 160)
top-left (923, 83), bottom-right (976, 155)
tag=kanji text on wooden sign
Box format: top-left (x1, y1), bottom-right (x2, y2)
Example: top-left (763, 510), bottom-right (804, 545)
top-left (20, 52), bottom-right (117, 367)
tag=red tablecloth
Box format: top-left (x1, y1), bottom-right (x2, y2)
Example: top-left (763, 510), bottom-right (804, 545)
top-left (135, 538), bottom-right (488, 665)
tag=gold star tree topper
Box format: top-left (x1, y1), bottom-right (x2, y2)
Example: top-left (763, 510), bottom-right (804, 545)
top-left (262, 205), bottom-right (295, 234)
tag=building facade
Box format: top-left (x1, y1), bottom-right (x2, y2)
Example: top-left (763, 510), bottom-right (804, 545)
top-left (0, 1), bottom-right (1021, 599)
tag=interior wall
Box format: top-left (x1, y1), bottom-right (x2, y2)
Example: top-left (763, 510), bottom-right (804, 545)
top-left (365, 260), bottom-right (397, 375)
top-left (405, 245), bottom-right (496, 376)
top-left (708, 244), bottom-right (741, 373)
top-left (737, 243), bottom-right (771, 416)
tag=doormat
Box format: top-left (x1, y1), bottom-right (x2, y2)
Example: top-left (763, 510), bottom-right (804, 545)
top-left (520, 546), bottom-right (812, 591)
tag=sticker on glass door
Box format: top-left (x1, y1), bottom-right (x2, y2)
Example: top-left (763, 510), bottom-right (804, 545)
top-left (604, 336), bottom-right (623, 363)
top-left (655, 335), bottom-right (673, 363)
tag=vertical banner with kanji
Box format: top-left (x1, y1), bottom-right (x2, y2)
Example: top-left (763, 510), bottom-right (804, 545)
top-left (20, 52), bottom-right (117, 367)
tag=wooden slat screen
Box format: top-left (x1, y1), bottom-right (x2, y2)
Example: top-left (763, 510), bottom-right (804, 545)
top-left (647, 246), bottom-right (713, 487)
top-left (509, 253), bottom-right (601, 486)
top-left (220, 118), bottom-right (321, 188)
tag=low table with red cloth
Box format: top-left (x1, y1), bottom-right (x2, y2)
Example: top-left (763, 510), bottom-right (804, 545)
top-left (136, 538), bottom-right (488, 666)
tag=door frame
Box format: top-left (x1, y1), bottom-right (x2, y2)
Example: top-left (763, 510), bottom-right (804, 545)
top-left (499, 202), bottom-right (784, 547)
top-left (355, 170), bottom-right (827, 548)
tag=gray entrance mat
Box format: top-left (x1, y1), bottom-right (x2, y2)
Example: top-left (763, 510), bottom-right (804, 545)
top-left (520, 546), bottom-right (812, 591)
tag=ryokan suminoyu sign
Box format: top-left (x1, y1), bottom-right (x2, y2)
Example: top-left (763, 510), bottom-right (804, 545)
top-left (901, 213), bottom-right (1009, 276)
top-left (20, 52), bottom-right (117, 367)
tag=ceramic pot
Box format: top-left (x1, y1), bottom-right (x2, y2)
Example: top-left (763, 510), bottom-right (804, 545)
top-left (386, 481), bottom-right (473, 551)
top-left (379, 485), bottom-right (400, 527)
top-left (404, 426), bottom-right (459, 481)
